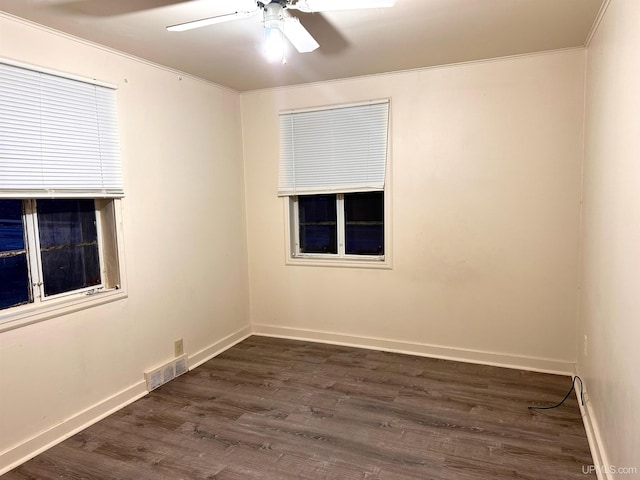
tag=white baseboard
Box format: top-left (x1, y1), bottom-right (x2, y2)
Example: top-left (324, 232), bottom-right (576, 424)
top-left (0, 324), bottom-right (252, 476)
top-left (0, 381), bottom-right (147, 476)
top-left (251, 324), bottom-right (575, 376)
top-left (188, 325), bottom-right (252, 370)
top-left (575, 369), bottom-right (612, 480)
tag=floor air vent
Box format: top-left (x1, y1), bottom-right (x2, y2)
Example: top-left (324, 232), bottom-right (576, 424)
top-left (144, 354), bottom-right (188, 391)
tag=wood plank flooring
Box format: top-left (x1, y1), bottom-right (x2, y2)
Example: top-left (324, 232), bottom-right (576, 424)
top-left (4, 336), bottom-right (594, 479)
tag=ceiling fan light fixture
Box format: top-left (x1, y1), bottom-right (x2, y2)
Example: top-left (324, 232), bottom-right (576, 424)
top-left (263, 3), bottom-right (286, 63)
top-left (264, 25), bottom-right (286, 63)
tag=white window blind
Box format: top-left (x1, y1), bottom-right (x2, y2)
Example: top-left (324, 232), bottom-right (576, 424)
top-left (0, 61), bottom-right (124, 198)
top-left (278, 100), bottom-right (389, 196)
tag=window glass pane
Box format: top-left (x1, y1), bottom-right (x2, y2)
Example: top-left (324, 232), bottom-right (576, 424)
top-left (0, 200), bottom-right (30, 310)
top-left (0, 200), bottom-right (25, 252)
top-left (0, 255), bottom-right (31, 310)
top-left (298, 194), bottom-right (337, 254)
top-left (41, 245), bottom-right (101, 296)
top-left (37, 199), bottom-right (101, 297)
top-left (37, 199), bottom-right (98, 248)
top-left (345, 192), bottom-right (384, 255)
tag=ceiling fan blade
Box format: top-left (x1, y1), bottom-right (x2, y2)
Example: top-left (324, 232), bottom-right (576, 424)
top-left (291, 0), bottom-right (395, 13)
top-left (282, 17), bottom-right (320, 53)
top-left (57, 0), bottom-right (195, 17)
top-left (167, 8), bottom-right (259, 32)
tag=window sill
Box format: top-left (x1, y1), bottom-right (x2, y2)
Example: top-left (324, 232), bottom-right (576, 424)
top-left (286, 255), bottom-right (391, 270)
top-left (0, 287), bottom-right (127, 333)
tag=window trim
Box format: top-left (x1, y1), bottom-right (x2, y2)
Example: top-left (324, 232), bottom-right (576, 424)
top-left (0, 198), bottom-right (127, 333)
top-left (284, 190), bottom-right (392, 270)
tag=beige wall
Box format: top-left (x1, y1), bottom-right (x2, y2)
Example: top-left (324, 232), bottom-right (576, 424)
top-left (241, 50), bottom-right (585, 372)
top-left (580, 0), bottom-right (640, 473)
top-left (0, 14), bottom-right (250, 471)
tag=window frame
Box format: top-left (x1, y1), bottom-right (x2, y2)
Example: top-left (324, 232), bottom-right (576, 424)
top-left (285, 190), bottom-right (392, 269)
top-left (0, 198), bottom-right (127, 333)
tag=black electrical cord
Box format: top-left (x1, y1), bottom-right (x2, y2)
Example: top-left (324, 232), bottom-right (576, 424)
top-left (528, 375), bottom-right (584, 410)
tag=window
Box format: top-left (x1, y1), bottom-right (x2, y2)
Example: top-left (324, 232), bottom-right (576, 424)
top-left (37, 199), bottom-right (101, 297)
top-left (297, 194), bottom-right (337, 254)
top-left (293, 192), bottom-right (384, 258)
top-left (0, 59), bottom-right (124, 327)
top-left (344, 192), bottom-right (384, 255)
top-left (0, 199), bottom-right (120, 312)
top-left (0, 201), bottom-right (30, 310)
top-left (279, 100), bottom-right (390, 266)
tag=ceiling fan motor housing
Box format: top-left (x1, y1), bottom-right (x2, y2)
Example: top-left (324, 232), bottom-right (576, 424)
top-left (258, 0), bottom-right (290, 11)
top-left (264, 2), bottom-right (285, 28)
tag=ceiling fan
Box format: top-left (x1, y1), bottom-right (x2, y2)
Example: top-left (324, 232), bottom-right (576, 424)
top-left (166, 0), bottom-right (396, 62)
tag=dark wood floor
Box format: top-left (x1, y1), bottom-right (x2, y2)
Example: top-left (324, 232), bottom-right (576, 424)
top-left (4, 336), bottom-right (594, 479)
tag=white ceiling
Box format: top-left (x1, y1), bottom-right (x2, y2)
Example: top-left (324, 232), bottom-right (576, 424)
top-left (0, 0), bottom-right (604, 92)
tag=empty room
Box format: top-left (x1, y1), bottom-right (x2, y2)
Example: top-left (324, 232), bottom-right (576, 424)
top-left (0, 0), bottom-right (638, 478)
